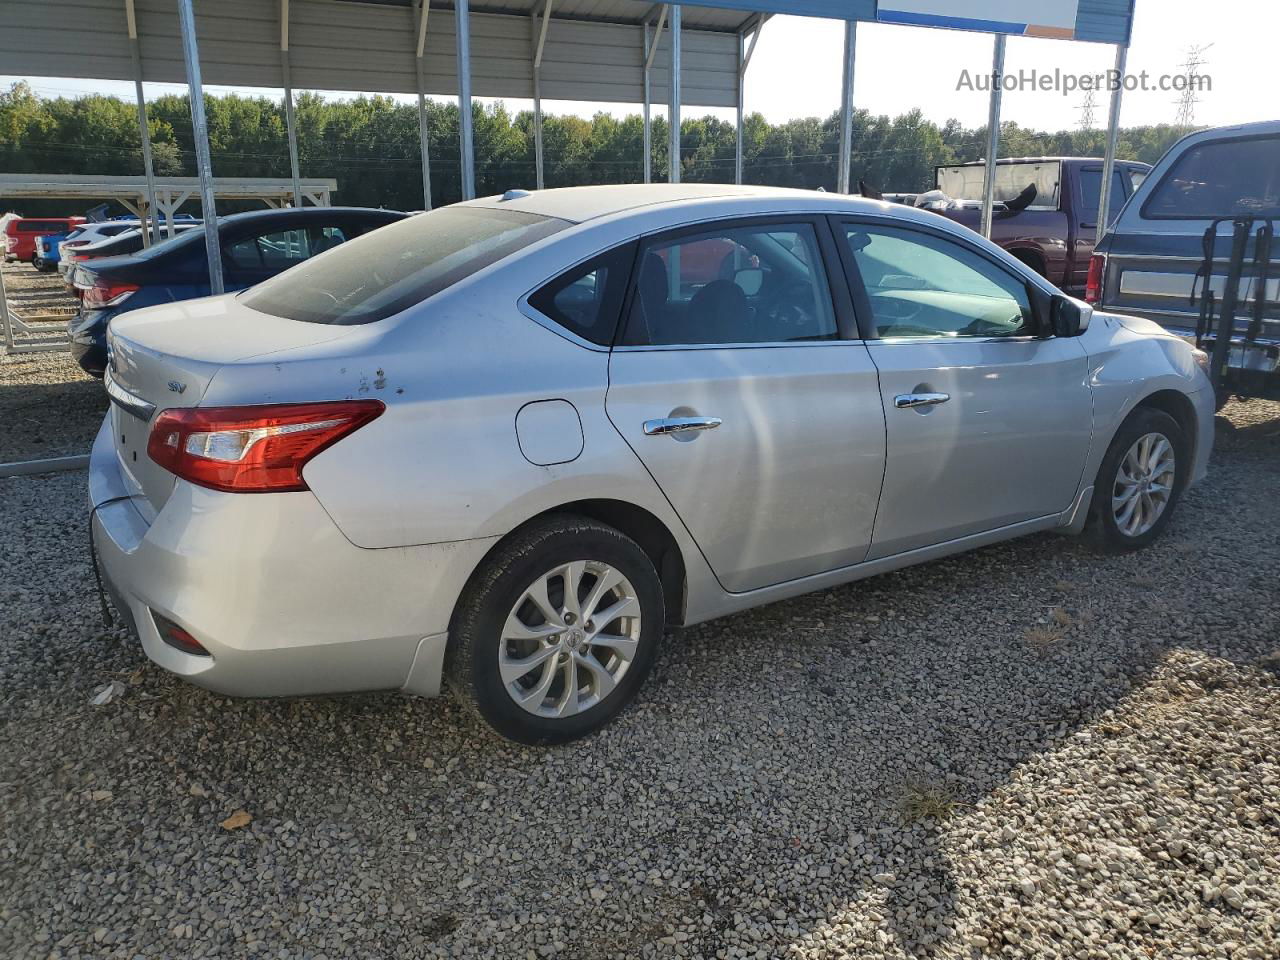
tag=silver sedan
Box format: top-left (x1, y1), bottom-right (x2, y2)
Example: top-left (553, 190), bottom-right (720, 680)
top-left (91, 185), bottom-right (1215, 743)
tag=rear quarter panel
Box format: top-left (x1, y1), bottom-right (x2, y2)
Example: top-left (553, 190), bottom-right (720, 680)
top-left (1077, 312), bottom-right (1213, 488)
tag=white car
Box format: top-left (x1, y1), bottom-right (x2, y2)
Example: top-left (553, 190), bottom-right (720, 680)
top-left (91, 184), bottom-right (1215, 743)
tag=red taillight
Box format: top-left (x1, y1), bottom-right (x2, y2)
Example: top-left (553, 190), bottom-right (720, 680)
top-left (1085, 253), bottom-right (1106, 306)
top-left (83, 279), bottom-right (139, 309)
top-left (146, 400), bottom-right (384, 493)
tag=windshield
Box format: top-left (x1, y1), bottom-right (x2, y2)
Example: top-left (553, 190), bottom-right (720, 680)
top-left (936, 161), bottom-right (1062, 210)
top-left (240, 206), bottom-right (568, 325)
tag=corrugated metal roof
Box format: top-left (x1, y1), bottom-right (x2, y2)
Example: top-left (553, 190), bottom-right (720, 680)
top-left (344, 0), bottom-right (761, 33)
top-left (0, 0), bottom-right (746, 106)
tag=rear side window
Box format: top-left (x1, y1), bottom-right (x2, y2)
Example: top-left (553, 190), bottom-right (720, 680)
top-left (241, 207), bottom-right (566, 325)
top-left (1078, 169), bottom-right (1129, 227)
top-left (620, 222), bottom-right (838, 346)
top-left (1143, 135), bottom-right (1280, 219)
top-left (528, 244), bottom-right (634, 346)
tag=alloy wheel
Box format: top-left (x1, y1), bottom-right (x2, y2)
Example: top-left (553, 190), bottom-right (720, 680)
top-left (498, 560), bottom-right (642, 718)
top-left (1112, 431), bottom-right (1176, 538)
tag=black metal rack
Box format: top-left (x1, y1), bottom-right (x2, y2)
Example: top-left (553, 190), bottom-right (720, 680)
top-left (1191, 216), bottom-right (1280, 399)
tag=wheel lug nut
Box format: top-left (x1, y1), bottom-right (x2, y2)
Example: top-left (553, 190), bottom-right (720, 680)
top-left (585, 620), bottom-right (595, 632)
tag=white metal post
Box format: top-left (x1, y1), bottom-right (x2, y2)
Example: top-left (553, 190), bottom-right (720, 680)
top-left (531, 0), bottom-right (552, 190)
top-left (125, 0), bottom-right (160, 245)
top-left (643, 21), bottom-right (651, 184)
top-left (1097, 44), bottom-right (1129, 243)
top-left (643, 8), bottom-right (667, 186)
top-left (668, 4), bottom-right (681, 185)
top-left (0, 264), bottom-right (13, 353)
top-left (280, 0), bottom-right (302, 207)
top-left (414, 0), bottom-right (432, 210)
top-left (736, 17), bottom-right (761, 186)
top-left (176, 0), bottom-right (224, 295)
top-left (979, 33), bottom-right (1007, 240)
top-left (837, 20), bottom-right (857, 194)
top-left (456, 0), bottom-right (476, 200)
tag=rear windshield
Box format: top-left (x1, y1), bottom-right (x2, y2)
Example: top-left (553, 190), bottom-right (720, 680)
top-left (1142, 134), bottom-right (1280, 219)
top-left (240, 206), bottom-right (567, 325)
top-left (936, 162), bottom-right (1061, 210)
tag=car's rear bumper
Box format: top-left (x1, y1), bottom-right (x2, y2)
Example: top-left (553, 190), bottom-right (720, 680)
top-left (88, 415), bottom-right (496, 699)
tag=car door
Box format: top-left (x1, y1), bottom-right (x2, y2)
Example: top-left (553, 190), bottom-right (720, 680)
top-left (605, 217), bottom-right (887, 594)
top-left (835, 218), bottom-right (1093, 560)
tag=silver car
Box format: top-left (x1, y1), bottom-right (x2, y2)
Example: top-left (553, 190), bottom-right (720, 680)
top-left (91, 184), bottom-right (1215, 743)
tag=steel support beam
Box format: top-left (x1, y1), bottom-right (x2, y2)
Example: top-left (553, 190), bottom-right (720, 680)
top-left (176, 0), bottom-right (224, 295)
top-left (531, 0), bottom-right (552, 190)
top-left (0, 264), bottom-right (13, 354)
top-left (125, 0), bottom-right (160, 245)
top-left (280, 0), bottom-right (303, 207)
top-left (1097, 44), bottom-right (1129, 244)
top-left (979, 33), bottom-right (1006, 240)
top-left (456, 0), bottom-right (476, 200)
top-left (736, 16), bottom-right (761, 186)
top-left (414, 0), bottom-right (432, 209)
top-left (836, 20), bottom-right (856, 194)
top-left (668, 4), bottom-right (681, 185)
top-left (642, 7), bottom-right (666, 185)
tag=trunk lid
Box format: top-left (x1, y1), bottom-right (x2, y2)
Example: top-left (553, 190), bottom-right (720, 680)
top-left (106, 294), bottom-right (364, 518)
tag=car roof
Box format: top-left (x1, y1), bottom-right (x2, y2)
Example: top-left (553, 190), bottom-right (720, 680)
top-left (215, 206), bottom-right (405, 225)
top-left (464, 183), bottom-right (904, 225)
top-left (943, 157), bottom-right (1150, 168)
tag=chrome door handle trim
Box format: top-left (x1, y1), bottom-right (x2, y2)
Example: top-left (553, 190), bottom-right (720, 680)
top-left (643, 416), bottom-right (723, 436)
top-left (893, 392), bottom-right (950, 409)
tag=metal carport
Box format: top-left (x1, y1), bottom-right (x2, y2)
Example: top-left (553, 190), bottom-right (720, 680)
top-left (0, 0), bottom-right (1136, 299)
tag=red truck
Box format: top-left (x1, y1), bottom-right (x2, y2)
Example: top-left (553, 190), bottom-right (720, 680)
top-left (894, 158), bottom-right (1151, 295)
top-left (4, 215), bottom-right (86, 264)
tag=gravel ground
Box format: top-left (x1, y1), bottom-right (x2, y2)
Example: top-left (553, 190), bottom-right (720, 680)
top-left (1, 399), bottom-right (1278, 960)
top-left (1, 261), bottom-right (105, 462)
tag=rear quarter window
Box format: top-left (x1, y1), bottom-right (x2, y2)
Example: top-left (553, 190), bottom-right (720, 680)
top-left (1143, 134), bottom-right (1280, 219)
top-left (527, 243), bottom-right (635, 346)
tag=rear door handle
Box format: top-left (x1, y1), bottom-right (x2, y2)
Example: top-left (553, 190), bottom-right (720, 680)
top-left (894, 392), bottom-right (950, 409)
top-left (643, 416), bottom-right (723, 436)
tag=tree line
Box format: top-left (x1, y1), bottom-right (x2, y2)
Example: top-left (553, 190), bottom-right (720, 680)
top-left (1, 81), bottom-right (1190, 215)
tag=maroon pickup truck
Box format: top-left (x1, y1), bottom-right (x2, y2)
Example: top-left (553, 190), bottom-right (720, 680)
top-left (903, 157), bottom-right (1152, 295)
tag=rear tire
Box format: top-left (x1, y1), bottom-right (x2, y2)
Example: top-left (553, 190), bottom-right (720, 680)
top-left (1085, 407), bottom-right (1187, 553)
top-left (447, 515), bottom-right (664, 745)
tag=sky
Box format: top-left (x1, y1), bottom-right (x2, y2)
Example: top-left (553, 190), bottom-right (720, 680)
top-left (2, 0), bottom-right (1273, 133)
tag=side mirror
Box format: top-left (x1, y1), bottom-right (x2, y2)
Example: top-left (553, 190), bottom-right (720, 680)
top-left (1051, 296), bottom-right (1092, 337)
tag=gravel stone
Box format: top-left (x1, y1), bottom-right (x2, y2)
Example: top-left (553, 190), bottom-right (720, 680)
top-left (3, 338), bottom-right (1279, 958)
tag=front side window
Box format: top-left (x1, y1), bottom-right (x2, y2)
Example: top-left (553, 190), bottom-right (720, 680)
top-left (1144, 135), bottom-right (1280, 219)
top-left (844, 225), bottom-right (1033, 339)
top-left (620, 222), bottom-right (837, 346)
top-left (242, 207), bottom-right (567, 325)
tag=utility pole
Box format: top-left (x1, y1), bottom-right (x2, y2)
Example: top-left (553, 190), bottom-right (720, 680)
top-left (1078, 87), bottom-right (1098, 131)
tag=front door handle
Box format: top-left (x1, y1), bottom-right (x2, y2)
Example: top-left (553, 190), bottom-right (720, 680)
top-left (643, 416), bottom-right (723, 436)
top-left (894, 392), bottom-right (950, 409)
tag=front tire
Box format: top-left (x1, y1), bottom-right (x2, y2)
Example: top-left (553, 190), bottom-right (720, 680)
top-left (1086, 407), bottom-right (1187, 553)
top-left (447, 516), bottom-right (665, 745)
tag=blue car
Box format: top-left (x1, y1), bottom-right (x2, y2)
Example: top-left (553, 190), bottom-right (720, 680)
top-left (68, 206), bottom-right (407, 376)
